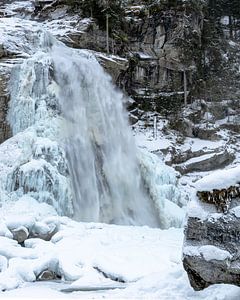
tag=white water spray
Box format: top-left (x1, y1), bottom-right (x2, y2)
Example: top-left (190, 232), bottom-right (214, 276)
top-left (52, 45), bottom-right (159, 226)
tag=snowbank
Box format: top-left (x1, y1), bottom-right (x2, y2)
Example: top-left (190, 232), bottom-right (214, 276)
top-left (195, 165), bottom-right (240, 191)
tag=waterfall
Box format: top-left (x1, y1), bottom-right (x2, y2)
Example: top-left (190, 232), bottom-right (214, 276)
top-left (52, 45), bottom-right (159, 226)
top-left (5, 30), bottom-right (184, 228)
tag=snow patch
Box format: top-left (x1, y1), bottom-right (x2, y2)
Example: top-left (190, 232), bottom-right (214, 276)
top-left (195, 165), bottom-right (240, 191)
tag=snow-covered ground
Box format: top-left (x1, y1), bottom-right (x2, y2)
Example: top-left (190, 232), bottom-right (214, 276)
top-left (0, 198), bottom-right (240, 299)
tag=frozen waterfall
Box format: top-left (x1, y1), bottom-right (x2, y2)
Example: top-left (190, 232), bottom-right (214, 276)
top-left (5, 30), bottom-right (184, 228)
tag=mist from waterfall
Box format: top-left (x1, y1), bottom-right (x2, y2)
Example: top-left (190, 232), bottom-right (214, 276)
top-left (52, 45), bottom-right (160, 226)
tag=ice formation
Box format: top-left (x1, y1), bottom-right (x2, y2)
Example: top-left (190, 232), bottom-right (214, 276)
top-left (1, 28), bottom-right (184, 228)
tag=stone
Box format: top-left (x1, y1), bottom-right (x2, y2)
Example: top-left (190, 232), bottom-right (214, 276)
top-left (0, 63), bottom-right (12, 144)
top-left (29, 221), bottom-right (59, 241)
top-left (0, 45), bottom-right (4, 58)
top-left (37, 269), bottom-right (58, 281)
top-left (95, 54), bottom-right (129, 83)
top-left (193, 125), bottom-right (220, 141)
top-left (170, 118), bottom-right (194, 137)
top-left (175, 149), bottom-right (235, 174)
top-left (129, 113), bottom-right (138, 125)
top-left (183, 211), bottom-right (240, 290)
top-left (11, 226), bottom-right (29, 243)
top-left (183, 171), bottom-right (240, 290)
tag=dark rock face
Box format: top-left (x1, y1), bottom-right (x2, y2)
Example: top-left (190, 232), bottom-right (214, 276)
top-left (122, 9), bottom-right (203, 114)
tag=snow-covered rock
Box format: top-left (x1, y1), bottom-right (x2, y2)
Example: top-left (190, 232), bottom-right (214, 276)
top-left (183, 165), bottom-right (240, 290)
top-left (195, 165), bottom-right (240, 191)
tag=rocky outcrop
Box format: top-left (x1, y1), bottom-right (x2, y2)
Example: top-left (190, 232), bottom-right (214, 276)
top-left (175, 149), bottom-right (235, 174)
top-left (183, 211), bottom-right (240, 290)
top-left (183, 166), bottom-right (240, 290)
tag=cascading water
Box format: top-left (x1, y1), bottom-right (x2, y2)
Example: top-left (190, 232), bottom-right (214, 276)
top-left (52, 45), bottom-right (160, 226)
top-left (5, 29), bottom-right (184, 229)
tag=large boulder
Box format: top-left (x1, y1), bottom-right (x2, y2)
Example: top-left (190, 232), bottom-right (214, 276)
top-left (175, 149), bottom-right (235, 174)
top-left (183, 166), bottom-right (240, 290)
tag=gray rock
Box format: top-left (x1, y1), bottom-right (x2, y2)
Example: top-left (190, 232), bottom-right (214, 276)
top-left (29, 221), bottom-right (59, 241)
top-left (193, 125), bottom-right (220, 141)
top-left (183, 210), bottom-right (240, 290)
top-left (183, 174), bottom-right (240, 290)
top-left (37, 269), bottom-right (58, 281)
top-left (11, 226), bottom-right (29, 243)
top-left (170, 118), bottom-right (194, 137)
top-left (0, 45), bottom-right (4, 58)
top-left (175, 149), bottom-right (235, 174)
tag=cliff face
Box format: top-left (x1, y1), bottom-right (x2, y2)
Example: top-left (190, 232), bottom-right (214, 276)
top-left (120, 4), bottom-right (204, 113)
top-left (1, 1), bottom-right (239, 144)
top-left (31, 0), bottom-right (240, 114)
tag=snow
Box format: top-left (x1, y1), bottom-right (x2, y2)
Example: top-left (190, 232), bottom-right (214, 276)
top-left (182, 152), bottom-right (215, 165)
top-left (135, 52), bottom-right (153, 59)
top-left (181, 138), bottom-right (224, 152)
top-left (187, 196), bottom-right (215, 220)
top-left (135, 132), bottom-right (171, 151)
top-left (195, 165), bottom-right (240, 191)
top-left (184, 245), bottom-right (232, 262)
top-left (200, 245), bottom-right (232, 262)
top-left (0, 206), bottom-right (239, 299)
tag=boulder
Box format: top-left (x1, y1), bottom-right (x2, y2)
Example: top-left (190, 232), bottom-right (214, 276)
top-left (183, 166), bottom-right (240, 290)
top-left (175, 149), bottom-right (235, 174)
top-left (11, 226), bottom-right (29, 243)
top-left (193, 125), bottom-right (220, 141)
top-left (37, 269), bottom-right (59, 281)
top-left (170, 118), bottom-right (194, 137)
top-left (29, 220), bottom-right (59, 241)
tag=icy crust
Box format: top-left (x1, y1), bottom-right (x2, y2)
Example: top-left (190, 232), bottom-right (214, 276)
top-left (195, 165), bottom-right (240, 192)
top-left (0, 114), bottom-right (73, 217)
top-left (138, 149), bottom-right (185, 228)
top-left (0, 197), bottom-right (183, 292)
